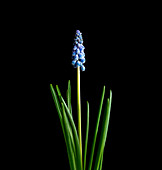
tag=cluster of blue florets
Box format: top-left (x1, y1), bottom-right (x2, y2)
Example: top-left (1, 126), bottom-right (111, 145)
top-left (72, 30), bottom-right (85, 71)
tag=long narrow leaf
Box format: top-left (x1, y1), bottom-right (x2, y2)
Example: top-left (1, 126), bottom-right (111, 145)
top-left (61, 96), bottom-right (83, 170)
top-left (84, 101), bottom-right (89, 170)
top-left (67, 80), bottom-right (72, 114)
top-left (56, 85), bottom-right (62, 97)
top-left (62, 103), bottom-right (77, 170)
top-left (99, 153), bottom-right (103, 170)
top-left (50, 84), bottom-right (73, 169)
top-left (94, 90), bottom-right (112, 170)
top-left (50, 84), bottom-right (62, 121)
top-left (88, 86), bottom-right (105, 170)
top-left (69, 125), bottom-right (76, 156)
top-left (55, 84), bottom-right (76, 158)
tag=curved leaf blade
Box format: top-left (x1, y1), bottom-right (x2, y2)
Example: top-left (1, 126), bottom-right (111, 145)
top-left (88, 86), bottom-right (105, 170)
top-left (62, 103), bottom-right (77, 170)
top-left (84, 101), bottom-right (89, 170)
top-left (61, 96), bottom-right (83, 170)
top-left (67, 80), bottom-right (72, 114)
top-left (94, 90), bottom-right (112, 170)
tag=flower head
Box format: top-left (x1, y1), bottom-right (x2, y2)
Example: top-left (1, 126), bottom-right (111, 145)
top-left (72, 30), bottom-right (86, 71)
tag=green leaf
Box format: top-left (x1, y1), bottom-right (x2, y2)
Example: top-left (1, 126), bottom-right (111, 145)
top-left (99, 153), bottom-right (103, 170)
top-left (50, 84), bottom-right (62, 122)
top-left (61, 96), bottom-right (83, 170)
top-left (56, 85), bottom-right (62, 97)
top-left (56, 85), bottom-right (76, 160)
top-left (94, 90), bottom-right (112, 170)
top-left (50, 84), bottom-right (75, 170)
top-left (61, 103), bottom-right (77, 170)
top-left (88, 86), bottom-right (105, 170)
top-left (84, 101), bottom-right (89, 170)
top-left (67, 80), bottom-right (72, 114)
top-left (69, 125), bottom-right (76, 156)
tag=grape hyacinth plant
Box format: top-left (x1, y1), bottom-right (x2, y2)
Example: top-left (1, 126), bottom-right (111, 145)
top-left (50, 30), bottom-right (112, 170)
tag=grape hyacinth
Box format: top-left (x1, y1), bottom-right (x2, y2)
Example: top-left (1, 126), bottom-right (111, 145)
top-left (50, 29), bottom-right (112, 170)
top-left (72, 30), bottom-right (86, 71)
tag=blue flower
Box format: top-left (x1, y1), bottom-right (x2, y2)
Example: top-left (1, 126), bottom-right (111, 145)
top-left (74, 41), bottom-right (78, 45)
top-left (78, 44), bottom-right (84, 50)
top-left (72, 60), bottom-right (76, 65)
top-left (80, 49), bottom-right (84, 54)
top-left (78, 53), bottom-right (84, 59)
top-left (76, 48), bottom-right (80, 54)
top-left (73, 54), bottom-right (79, 60)
top-left (80, 58), bottom-right (85, 63)
top-left (72, 51), bottom-right (76, 56)
top-left (80, 40), bottom-right (83, 44)
top-left (81, 65), bottom-right (85, 71)
top-left (76, 30), bottom-right (81, 35)
top-left (72, 30), bottom-right (86, 71)
top-left (76, 61), bottom-right (82, 67)
top-left (73, 45), bottom-right (77, 50)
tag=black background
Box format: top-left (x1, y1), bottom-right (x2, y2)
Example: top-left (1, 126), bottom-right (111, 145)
top-left (2, 2), bottom-right (154, 169)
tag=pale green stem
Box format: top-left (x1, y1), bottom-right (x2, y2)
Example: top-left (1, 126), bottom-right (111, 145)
top-left (77, 66), bottom-right (82, 165)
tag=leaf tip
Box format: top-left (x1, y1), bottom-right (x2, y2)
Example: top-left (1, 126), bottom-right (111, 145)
top-left (50, 84), bottom-right (53, 89)
top-left (110, 90), bottom-right (112, 100)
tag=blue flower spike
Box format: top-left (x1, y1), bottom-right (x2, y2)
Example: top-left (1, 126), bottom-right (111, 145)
top-left (72, 30), bottom-right (86, 71)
